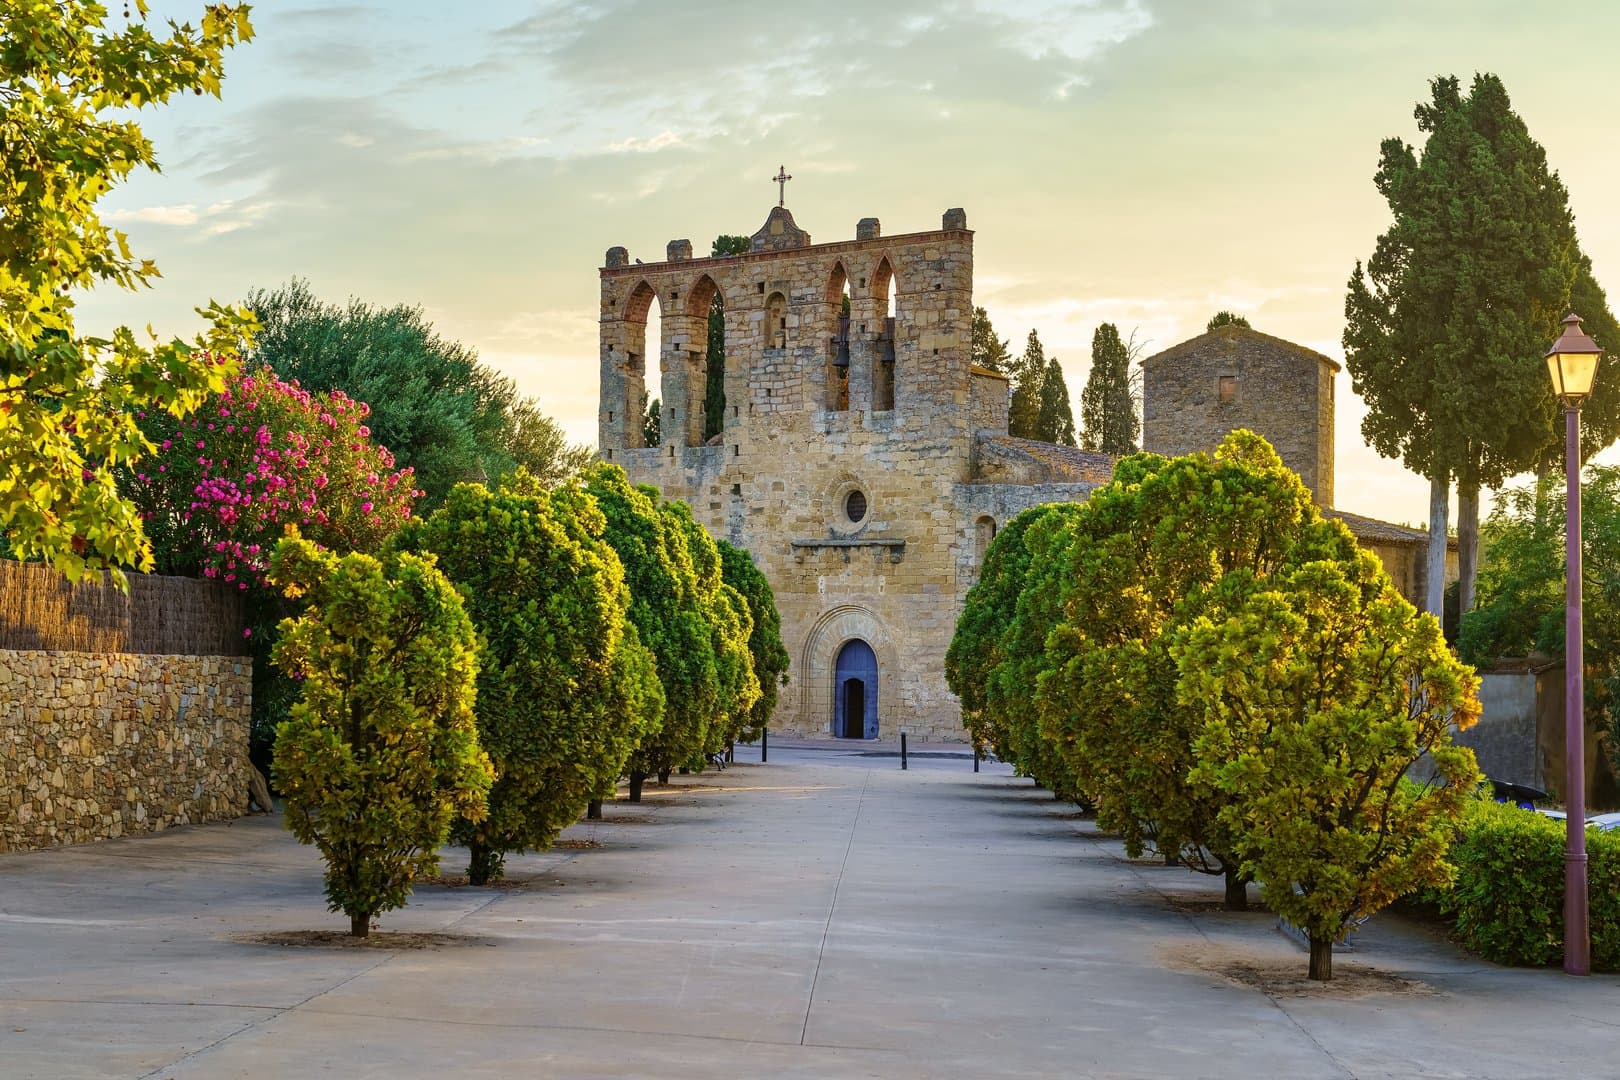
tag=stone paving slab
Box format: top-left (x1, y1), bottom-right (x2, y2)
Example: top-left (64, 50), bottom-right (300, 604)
top-left (2, 758), bottom-right (1617, 1079)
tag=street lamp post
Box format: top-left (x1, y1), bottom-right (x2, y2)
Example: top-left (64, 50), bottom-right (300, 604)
top-left (1546, 311), bottom-right (1603, 977)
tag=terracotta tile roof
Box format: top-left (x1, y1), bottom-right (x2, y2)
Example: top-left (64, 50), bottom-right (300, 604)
top-left (1143, 324), bottom-right (1341, 373)
top-left (977, 435), bottom-right (1117, 484)
top-left (1326, 509), bottom-right (1457, 549)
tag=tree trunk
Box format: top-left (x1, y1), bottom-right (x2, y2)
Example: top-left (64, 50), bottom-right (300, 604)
top-left (628, 772), bottom-right (645, 803)
top-left (1223, 868), bottom-right (1248, 912)
top-left (1457, 483), bottom-right (1480, 617)
top-left (350, 912), bottom-right (369, 939)
top-left (1162, 851), bottom-right (1179, 867)
top-left (467, 841), bottom-right (500, 886)
top-left (586, 799), bottom-right (602, 820)
top-left (1308, 934), bottom-right (1333, 981)
top-left (1426, 474), bottom-right (1450, 619)
top-left (657, 768), bottom-right (671, 785)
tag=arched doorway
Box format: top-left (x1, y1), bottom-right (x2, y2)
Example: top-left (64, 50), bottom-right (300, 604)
top-left (833, 639), bottom-right (878, 739)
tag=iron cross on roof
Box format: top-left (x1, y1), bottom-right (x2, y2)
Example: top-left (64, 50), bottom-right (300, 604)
top-left (773, 165), bottom-right (792, 207)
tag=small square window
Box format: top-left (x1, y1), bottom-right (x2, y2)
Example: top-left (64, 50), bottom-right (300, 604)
top-left (1218, 375), bottom-right (1237, 404)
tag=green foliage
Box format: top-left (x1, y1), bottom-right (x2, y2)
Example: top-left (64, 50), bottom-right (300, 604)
top-left (132, 366), bottom-right (419, 771)
top-left (947, 503), bottom-right (1082, 796)
top-left (1079, 323), bottom-right (1138, 454)
top-left (643, 396), bottom-right (661, 448)
top-left (1036, 355), bottom-right (1077, 447)
top-left (1206, 311), bottom-right (1250, 330)
top-left (718, 540), bottom-right (788, 741)
top-left (582, 465), bottom-right (720, 780)
top-left (0, 1), bottom-right (256, 584)
top-left (665, 503), bottom-right (759, 757)
top-left (1041, 433), bottom-right (1357, 881)
top-left (392, 472), bottom-right (657, 883)
top-left (1178, 554), bottom-right (1482, 978)
top-left (267, 538), bottom-right (493, 936)
top-left (1343, 74), bottom-right (1615, 602)
top-left (1461, 466), bottom-right (1620, 772)
top-left (1007, 330), bottom-right (1045, 439)
top-left (970, 307), bottom-right (1012, 372)
top-left (703, 235), bottom-right (750, 443)
top-left (246, 279), bottom-right (589, 508)
top-left (1438, 799), bottom-right (1620, 970)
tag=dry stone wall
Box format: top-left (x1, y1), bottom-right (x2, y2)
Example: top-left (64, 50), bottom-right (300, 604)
top-left (0, 650), bottom-right (250, 852)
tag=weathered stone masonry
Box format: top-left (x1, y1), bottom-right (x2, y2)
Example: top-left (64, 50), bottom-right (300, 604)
top-left (0, 651), bottom-right (250, 853)
top-left (599, 206), bottom-right (1112, 741)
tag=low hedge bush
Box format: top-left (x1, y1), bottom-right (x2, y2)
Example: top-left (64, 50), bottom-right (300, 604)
top-left (1438, 798), bottom-right (1620, 970)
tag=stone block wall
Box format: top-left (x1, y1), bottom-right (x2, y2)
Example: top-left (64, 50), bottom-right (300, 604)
top-left (1142, 325), bottom-right (1337, 507)
top-left (0, 650), bottom-right (251, 852)
top-left (601, 209), bottom-right (982, 741)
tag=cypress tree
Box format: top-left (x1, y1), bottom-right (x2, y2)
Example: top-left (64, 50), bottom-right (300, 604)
top-left (970, 307), bottom-right (1012, 372)
top-left (1079, 322), bottom-right (1139, 454)
top-left (1036, 355), bottom-right (1077, 447)
top-left (1344, 74), bottom-right (1617, 615)
top-left (1008, 330), bottom-right (1046, 439)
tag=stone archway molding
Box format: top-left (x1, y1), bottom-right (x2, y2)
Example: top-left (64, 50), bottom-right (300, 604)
top-left (799, 604), bottom-right (900, 738)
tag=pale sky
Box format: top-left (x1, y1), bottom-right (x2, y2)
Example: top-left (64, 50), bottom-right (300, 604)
top-left (79, 0), bottom-right (1620, 528)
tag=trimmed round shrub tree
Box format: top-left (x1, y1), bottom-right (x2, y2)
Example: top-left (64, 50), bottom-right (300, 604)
top-left (1179, 553), bottom-right (1482, 981)
top-left (393, 473), bottom-right (660, 883)
top-left (1039, 434), bottom-right (1356, 905)
top-left (268, 538), bottom-right (493, 936)
top-left (718, 540), bottom-right (789, 742)
top-left (582, 465), bottom-right (722, 797)
top-left (948, 503), bottom-right (1074, 777)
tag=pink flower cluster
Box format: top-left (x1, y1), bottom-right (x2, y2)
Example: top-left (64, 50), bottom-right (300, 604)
top-left (138, 368), bottom-right (419, 588)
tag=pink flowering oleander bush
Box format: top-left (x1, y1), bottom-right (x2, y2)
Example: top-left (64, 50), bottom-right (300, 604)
top-left (133, 366), bottom-right (418, 587)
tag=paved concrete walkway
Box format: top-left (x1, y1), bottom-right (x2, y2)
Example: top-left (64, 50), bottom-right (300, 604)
top-left (3, 757), bottom-right (1617, 1079)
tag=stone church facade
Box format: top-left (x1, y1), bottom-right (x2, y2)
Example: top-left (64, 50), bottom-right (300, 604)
top-left (598, 204), bottom-right (1448, 743)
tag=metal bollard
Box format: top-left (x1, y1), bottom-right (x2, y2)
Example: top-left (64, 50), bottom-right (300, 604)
top-left (761, 727), bottom-right (768, 763)
top-left (974, 749), bottom-right (980, 773)
top-left (901, 732), bottom-right (908, 770)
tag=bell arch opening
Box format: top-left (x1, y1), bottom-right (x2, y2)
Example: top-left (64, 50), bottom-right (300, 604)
top-left (687, 273), bottom-right (724, 443)
top-left (871, 257), bottom-right (897, 411)
top-left (621, 281), bottom-right (661, 448)
top-left (826, 262), bottom-right (851, 411)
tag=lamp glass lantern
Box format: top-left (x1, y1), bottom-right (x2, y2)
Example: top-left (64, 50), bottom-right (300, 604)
top-left (1547, 313), bottom-right (1603, 404)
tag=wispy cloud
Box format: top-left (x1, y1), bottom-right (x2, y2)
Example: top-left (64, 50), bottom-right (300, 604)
top-left (106, 199), bottom-right (273, 235)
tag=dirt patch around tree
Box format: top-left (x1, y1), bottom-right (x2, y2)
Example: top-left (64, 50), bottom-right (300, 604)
top-left (1162, 896), bottom-right (1270, 915)
top-left (417, 873), bottom-right (534, 890)
top-left (231, 930), bottom-right (489, 950)
top-left (1165, 941), bottom-right (1438, 998)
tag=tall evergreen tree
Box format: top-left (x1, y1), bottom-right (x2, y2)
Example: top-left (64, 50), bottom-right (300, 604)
top-left (1344, 74), bottom-right (1616, 616)
top-left (1079, 323), bottom-right (1139, 454)
top-left (703, 235), bottom-right (751, 442)
top-left (970, 307), bottom-right (1012, 372)
top-left (1036, 355), bottom-right (1077, 447)
top-left (1008, 330), bottom-right (1046, 439)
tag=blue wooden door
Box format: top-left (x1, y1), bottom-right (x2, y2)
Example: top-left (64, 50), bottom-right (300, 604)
top-left (833, 639), bottom-right (879, 739)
